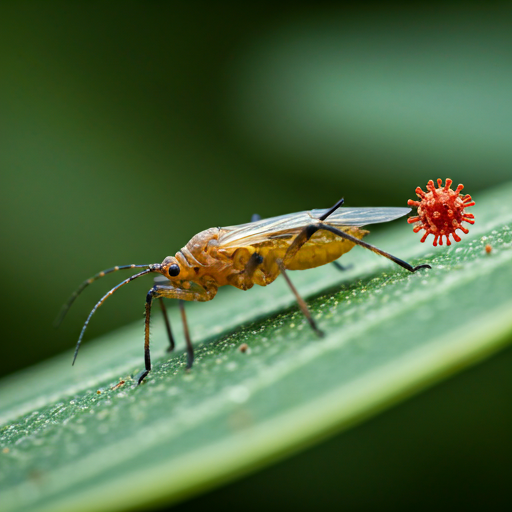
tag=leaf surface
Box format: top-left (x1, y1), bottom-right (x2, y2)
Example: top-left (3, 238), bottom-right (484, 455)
top-left (1, 182), bottom-right (512, 512)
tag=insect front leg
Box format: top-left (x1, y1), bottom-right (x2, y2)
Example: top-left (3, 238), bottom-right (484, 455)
top-left (137, 281), bottom-right (217, 385)
top-left (139, 287), bottom-right (157, 385)
top-left (179, 300), bottom-right (193, 369)
top-left (153, 275), bottom-right (177, 352)
top-left (158, 297), bottom-right (175, 352)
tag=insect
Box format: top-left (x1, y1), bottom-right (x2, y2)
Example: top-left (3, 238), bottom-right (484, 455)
top-left (57, 197), bottom-right (430, 384)
top-left (408, 178), bottom-right (475, 246)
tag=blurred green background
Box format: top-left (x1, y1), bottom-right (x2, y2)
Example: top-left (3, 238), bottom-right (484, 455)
top-left (2, 2), bottom-right (511, 379)
top-left (1, 2), bottom-right (511, 511)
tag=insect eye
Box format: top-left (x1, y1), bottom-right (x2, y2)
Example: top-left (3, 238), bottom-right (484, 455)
top-left (168, 264), bottom-right (180, 277)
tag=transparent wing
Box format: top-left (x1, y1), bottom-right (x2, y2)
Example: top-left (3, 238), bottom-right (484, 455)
top-left (219, 207), bottom-right (411, 248)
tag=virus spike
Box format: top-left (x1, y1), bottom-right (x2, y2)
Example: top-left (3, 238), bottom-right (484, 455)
top-left (407, 178), bottom-right (475, 246)
top-left (415, 187), bottom-right (427, 199)
top-left (454, 183), bottom-right (464, 194)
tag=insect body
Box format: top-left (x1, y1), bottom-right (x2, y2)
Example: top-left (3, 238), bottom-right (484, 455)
top-left (58, 198), bottom-right (430, 384)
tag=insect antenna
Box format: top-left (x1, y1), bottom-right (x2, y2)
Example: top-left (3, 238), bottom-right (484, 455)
top-left (54, 264), bottom-right (153, 327)
top-left (72, 267), bottom-right (158, 365)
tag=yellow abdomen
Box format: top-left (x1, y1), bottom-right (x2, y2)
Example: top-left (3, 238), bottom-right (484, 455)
top-left (212, 227), bottom-right (368, 289)
top-left (264, 227), bottom-right (367, 271)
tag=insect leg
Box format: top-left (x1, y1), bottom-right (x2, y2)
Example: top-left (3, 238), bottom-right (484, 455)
top-left (179, 300), bottom-right (194, 369)
top-left (138, 281), bottom-right (217, 379)
top-left (317, 223), bottom-right (431, 272)
top-left (158, 297), bottom-right (175, 352)
top-left (332, 261), bottom-right (352, 272)
top-left (138, 287), bottom-right (157, 385)
top-left (283, 197), bottom-right (345, 266)
top-left (252, 208), bottom-right (350, 274)
top-left (277, 259), bottom-right (324, 338)
top-left (318, 197), bottom-right (345, 221)
top-left (245, 252), bottom-right (264, 281)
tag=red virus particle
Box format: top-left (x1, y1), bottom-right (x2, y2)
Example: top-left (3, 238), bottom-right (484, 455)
top-left (407, 178), bottom-right (475, 246)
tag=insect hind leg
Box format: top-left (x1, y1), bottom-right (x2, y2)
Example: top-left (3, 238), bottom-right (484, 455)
top-left (318, 197), bottom-right (345, 221)
top-left (316, 223), bottom-right (431, 272)
top-left (285, 221), bottom-right (430, 273)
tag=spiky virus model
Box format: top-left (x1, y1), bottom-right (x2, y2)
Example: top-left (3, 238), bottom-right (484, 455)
top-left (408, 179), bottom-right (475, 246)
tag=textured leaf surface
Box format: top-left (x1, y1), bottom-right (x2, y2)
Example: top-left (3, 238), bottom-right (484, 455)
top-left (1, 182), bottom-right (512, 512)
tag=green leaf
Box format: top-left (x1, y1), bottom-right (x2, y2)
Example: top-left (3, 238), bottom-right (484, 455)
top-left (1, 181), bottom-right (512, 512)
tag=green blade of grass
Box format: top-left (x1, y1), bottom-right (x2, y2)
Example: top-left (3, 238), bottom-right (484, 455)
top-left (1, 181), bottom-right (512, 512)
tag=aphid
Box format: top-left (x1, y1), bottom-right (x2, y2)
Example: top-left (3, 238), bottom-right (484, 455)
top-left (407, 178), bottom-right (475, 246)
top-left (57, 198), bottom-right (430, 384)
top-left (485, 244), bottom-right (492, 254)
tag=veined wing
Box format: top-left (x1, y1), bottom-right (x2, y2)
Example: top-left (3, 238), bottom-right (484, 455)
top-left (219, 207), bottom-right (410, 248)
